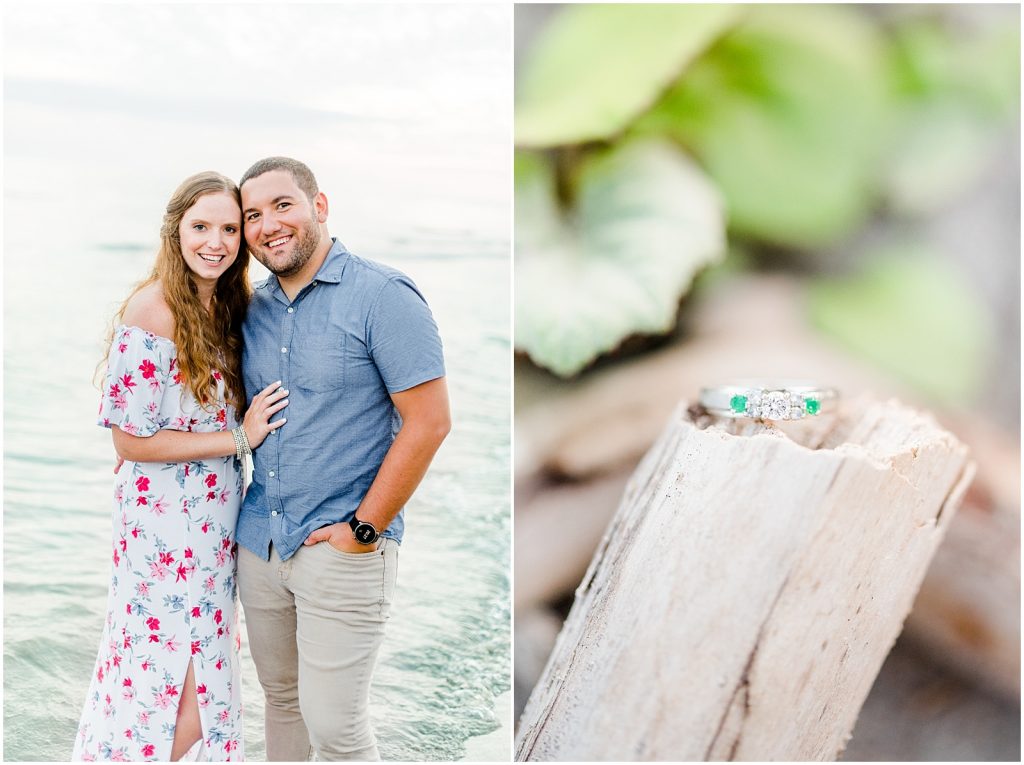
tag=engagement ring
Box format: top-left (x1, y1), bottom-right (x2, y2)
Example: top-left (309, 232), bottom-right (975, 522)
top-left (699, 383), bottom-right (838, 421)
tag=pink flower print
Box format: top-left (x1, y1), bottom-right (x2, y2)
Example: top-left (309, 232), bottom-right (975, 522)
top-left (191, 606), bottom-right (201, 618)
top-left (136, 581), bottom-right (149, 597)
top-left (112, 392), bottom-right (128, 411)
top-left (164, 636), bottom-right (180, 652)
top-left (123, 678), bottom-right (133, 688)
top-left (113, 548), bottom-right (120, 566)
top-left (216, 408), bottom-right (227, 426)
top-left (203, 576), bottom-right (216, 593)
top-left (152, 689), bottom-right (173, 710)
top-left (109, 382), bottom-right (122, 398)
top-left (218, 709), bottom-right (230, 723)
top-left (172, 416), bottom-right (189, 429)
top-left (121, 373), bottom-right (136, 392)
top-left (218, 488), bottom-right (231, 505)
top-left (206, 491), bottom-right (217, 502)
top-left (159, 551), bottom-right (175, 566)
top-left (214, 609), bottom-right (223, 625)
top-left (215, 659), bottom-right (223, 670)
top-left (146, 617), bottom-right (160, 631)
top-left (138, 359), bottom-right (156, 379)
top-left (82, 754), bottom-right (96, 762)
top-left (135, 477), bottom-right (149, 492)
top-left (142, 744), bottom-right (155, 757)
top-left (131, 527), bottom-right (140, 538)
top-left (215, 548), bottom-right (228, 567)
top-left (97, 666), bottom-right (104, 682)
top-left (197, 683), bottom-right (207, 694)
top-left (124, 728), bottom-right (133, 739)
top-left (141, 661), bottom-right (150, 672)
top-left (110, 748), bottom-right (130, 762)
top-left (184, 464), bottom-right (191, 477)
top-left (138, 711), bottom-right (150, 725)
top-left (135, 495), bottom-right (148, 506)
top-left (148, 561), bottom-right (169, 580)
top-left (221, 538), bottom-right (232, 550)
top-left (205, 474), bottom-right (218, 489)
top-left (225, 739), bottom-right (239, 753)
top-left (150, 496), bottom-right (167, 516)
top-left (176, 563), bottom-right (189, 582)
top-left (126, 603), bottom-right (132, 615)
top-left (191, 640), bottom-right (201, 655)
top-left (114, 485), bottom-right (124, 503)
top-left (184, 547), bottom-right (193, 558)
top-left (148, 634), bottom-right (160, 643)
top-left (201, 522), bottom-right (210, 533)
top-left (119, 538), bottom-right (127, 552)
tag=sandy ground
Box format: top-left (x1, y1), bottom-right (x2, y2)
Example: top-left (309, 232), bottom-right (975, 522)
top-left (461, 690), bottom-right (512, 761)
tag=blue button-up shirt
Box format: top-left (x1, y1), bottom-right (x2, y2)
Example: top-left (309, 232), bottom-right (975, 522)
top-left (238, 238), bottom-right (445, 561)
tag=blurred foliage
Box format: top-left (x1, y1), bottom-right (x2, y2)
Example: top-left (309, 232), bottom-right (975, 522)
top-left (637, 5), bottom-right (890, 248)
top-left (516, 4), bottom-right (741, 147)
top-left (807, 249), bottom-right (993, 404)
top-left (883, 14), bottom-right (1022, 215)
top-left (515, 141), bottom-right (725, 377)
top-left (515, 3), bottom-right (1018, 394)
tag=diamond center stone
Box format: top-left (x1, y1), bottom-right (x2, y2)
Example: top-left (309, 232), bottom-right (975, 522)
top-left (762, 391), bottom-right (790, 420)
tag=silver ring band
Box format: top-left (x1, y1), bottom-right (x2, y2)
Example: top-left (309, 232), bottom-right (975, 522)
top-left (699, 383), bottom-right (839, 421)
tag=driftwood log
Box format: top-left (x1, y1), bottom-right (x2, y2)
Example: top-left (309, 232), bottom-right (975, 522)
top-left (515, 397), bottom-right (973, 761)
top-left (515, 275), bottom-right (1020, 700)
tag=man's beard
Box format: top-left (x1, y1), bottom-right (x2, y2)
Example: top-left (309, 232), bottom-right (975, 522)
top-left (256, 217), bottom-right (321, 278)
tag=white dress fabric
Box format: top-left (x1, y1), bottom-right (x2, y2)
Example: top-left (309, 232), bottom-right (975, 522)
top-left (73, 325), bottom-right (244, 761)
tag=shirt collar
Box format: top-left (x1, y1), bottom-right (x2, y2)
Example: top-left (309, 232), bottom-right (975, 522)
top-left (257, 237), bottom-right (351, 299)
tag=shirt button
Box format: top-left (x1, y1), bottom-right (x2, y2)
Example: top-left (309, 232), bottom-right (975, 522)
top-left (281, 347), bottom-right (288, 353)
top-left (287, 307), bottom-right (294, 314)
top-left (271, 510), bottom-right (278, 517)
top-left (269, 470), bottom-right (275, 477)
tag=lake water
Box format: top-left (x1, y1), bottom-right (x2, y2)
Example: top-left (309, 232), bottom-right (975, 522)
top-left (3, 4), bottom-right (511, 761)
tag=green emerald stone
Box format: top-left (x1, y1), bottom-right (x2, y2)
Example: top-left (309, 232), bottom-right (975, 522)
top-left (805, 397), bottom-right (820, 415)
top-left (730, 394), bottom-right (748, 413)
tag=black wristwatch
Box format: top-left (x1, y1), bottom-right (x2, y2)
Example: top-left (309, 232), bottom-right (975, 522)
top-left (348, 516), bottom-right (381, 545)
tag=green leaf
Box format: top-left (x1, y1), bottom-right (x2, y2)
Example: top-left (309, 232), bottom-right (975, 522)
top-left (882, 14), bottom-right (1020, 215)
top-left (807, 249), bottom-right (993, 404)
top-left (515, 140), bottom-right (726, 377)
top-left (636, 5), bottom-right (891, 249)
top-left (516, 4), bottom-right (742, 148)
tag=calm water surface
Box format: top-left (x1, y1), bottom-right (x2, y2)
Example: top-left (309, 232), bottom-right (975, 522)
top-left (4, 5), bottom-right (511, 761)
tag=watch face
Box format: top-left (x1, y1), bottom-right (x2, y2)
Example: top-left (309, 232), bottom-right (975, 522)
top-left (354, 523), bottom-right (377, 544)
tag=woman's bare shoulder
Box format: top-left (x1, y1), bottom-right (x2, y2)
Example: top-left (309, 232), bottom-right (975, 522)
top-left (121, 282), bottom-right (176, 340)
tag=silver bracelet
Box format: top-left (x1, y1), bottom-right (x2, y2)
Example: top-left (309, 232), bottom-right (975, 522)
top-left (231, 426), bottom-right (252, 461)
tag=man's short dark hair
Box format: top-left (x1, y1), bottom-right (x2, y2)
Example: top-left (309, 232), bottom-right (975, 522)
top-left (240, 157), bottom-right (319, 203)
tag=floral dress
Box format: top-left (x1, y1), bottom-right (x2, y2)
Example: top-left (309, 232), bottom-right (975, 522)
top-left (73, 325), bottom-right (244, 762)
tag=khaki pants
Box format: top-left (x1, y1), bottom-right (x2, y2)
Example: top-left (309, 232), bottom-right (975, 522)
top-left (238, 538), bottom-right (399, 761)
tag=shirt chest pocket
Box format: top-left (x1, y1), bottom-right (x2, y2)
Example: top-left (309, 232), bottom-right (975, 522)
top-left (290, 336), bottom-right (347, 393)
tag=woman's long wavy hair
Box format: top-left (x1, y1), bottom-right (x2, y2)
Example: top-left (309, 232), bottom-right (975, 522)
top-left (101, 172), bottom-right (251, 414)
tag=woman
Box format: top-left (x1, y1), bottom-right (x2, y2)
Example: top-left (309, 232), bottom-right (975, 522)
top-left (73, 172), bottom-right (288, 762)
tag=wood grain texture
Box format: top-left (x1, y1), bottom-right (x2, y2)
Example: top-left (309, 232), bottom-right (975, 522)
top-left (515, 397), bottom-right (973, 761)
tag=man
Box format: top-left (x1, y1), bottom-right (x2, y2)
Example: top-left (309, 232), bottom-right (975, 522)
top-left (236, 157), bottom-right (450, 761)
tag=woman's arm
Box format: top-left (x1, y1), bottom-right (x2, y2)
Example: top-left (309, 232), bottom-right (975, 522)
top-left (112, 426), bottom-right (237, 463)
top-left (112, 381), bottom-right (290, 463)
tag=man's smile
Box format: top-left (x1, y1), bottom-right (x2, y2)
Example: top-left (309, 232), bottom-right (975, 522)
top-left (266, 235), bottom-right (292, 249)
